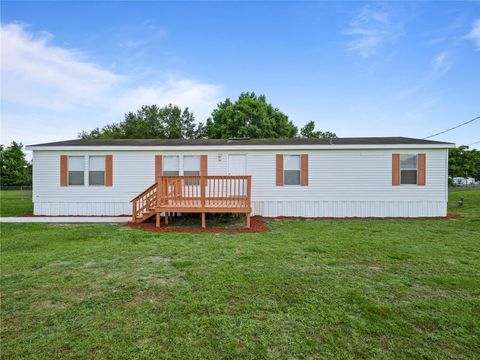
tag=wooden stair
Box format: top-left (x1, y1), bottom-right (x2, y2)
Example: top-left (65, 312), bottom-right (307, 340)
top-left (135, 208), bottom-right (156, 223)
top-left (131, 183), bottom-right (158, 223)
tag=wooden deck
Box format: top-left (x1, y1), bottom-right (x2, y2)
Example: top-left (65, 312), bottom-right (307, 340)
top-left (131, 175), bottom-right (252, 228)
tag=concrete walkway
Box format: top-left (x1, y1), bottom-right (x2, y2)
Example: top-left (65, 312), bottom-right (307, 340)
top-left (0, 216), bottom-right (130, 224)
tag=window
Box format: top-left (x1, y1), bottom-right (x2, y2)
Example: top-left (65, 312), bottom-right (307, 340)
top-left (183, 155), bottom-right (200, 185)
top-left (163, 156), bottom-right (180, 176)
top-left (400, 154), bottom-right (417, 184)
top-left (284, 155), bottom-right (301, 185)
top-left (183, 155), bottom-right (200, 176)
top-left (89, 156), bottom-right (105, 186)
top-left (68, 156), bottom-right (85, 185)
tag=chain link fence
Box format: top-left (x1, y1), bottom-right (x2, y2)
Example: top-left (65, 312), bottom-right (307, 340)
top-left (0, 186), bottom-right (32, 191)
top-left (0, 187), bottom-right (33, 216)
top-left (0, 187), bottom-right (32, 201)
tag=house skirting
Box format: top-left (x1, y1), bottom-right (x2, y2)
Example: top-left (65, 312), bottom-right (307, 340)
top-left (34, 200), bottom-right (447, 218)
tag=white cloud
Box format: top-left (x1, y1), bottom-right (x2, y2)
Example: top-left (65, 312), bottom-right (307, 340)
top-left (432, 51), bottom-right (452, 77)
top-left (344, 6), bottom-right (400, 58)
top-left (0, 23), bottom-right (221, 146)
top-left (116, 77), bottom-right (220, 122)
top-left (1, 23), bottom-right (120, 111)
top-left (466, 19), bottom-right (480, 50)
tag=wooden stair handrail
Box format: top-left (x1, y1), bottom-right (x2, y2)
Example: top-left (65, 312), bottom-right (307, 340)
top-left (130, 182), bottom-right (157, 203)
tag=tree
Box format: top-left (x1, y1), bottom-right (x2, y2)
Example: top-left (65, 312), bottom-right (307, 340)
top-left (300, 120), bottom-right (337, 139)
top-left (79, 104), bottom-right (200, 139)
top-left (205, 92), bottom-right (298, 139)
top-left (0, 141), bottom-right (32, 187)
top-left (449, 145), bottom-right (480, 180)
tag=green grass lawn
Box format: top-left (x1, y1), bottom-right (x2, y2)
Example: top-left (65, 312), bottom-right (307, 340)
top-left (1, 191), bottom-right (479, 359)
top-left (0, 190), bottom-right (33, 217)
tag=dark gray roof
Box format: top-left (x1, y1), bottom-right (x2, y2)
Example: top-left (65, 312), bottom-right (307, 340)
top-left (28, 137), bottom-right (454, 147)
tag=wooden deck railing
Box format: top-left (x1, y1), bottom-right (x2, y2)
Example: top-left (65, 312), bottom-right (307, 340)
top-left (131, 175), bottom-right (252, 227)
top-left (156, 175), bottom-right (251, 212)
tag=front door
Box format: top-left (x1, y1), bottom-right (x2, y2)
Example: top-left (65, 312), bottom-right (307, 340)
top-left (228, 154), bottom-right (246, 175)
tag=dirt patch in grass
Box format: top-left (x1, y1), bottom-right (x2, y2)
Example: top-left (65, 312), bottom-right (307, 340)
top-left (30, 299), bottom-right (68, 312)
top-left (127, 215), bottom-right (268, 233)
top-left (126, 288), bottom-right (169, 307)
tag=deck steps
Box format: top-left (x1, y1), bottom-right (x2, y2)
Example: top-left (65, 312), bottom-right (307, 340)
top-left (135, 208), bottom-right (157, 223)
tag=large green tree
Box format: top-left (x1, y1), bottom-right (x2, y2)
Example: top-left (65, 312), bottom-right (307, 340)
top-left (449, 145), bottom-right (480, 180)
top-left (205, 92), bottom-right (298, 139)
top-left (0, 142), bottom-right (32, 187)
top-left (79, 105), bottom-right (200, 139)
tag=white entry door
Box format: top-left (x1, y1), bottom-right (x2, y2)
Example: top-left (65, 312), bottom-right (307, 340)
top-left (228, 154), bottom-right (247, 175)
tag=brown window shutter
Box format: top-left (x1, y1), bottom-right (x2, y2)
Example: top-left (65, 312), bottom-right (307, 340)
top-left (105, 155), bottom-right (113, 187)
top-left (155, 155), bottom-right (163, 180)
top-left (300, 154), bottom-right (308, 186)
top-left (418, 153), bottom-right (426, 186)
top-left (276, 154), bottom-right (284, 186)
top-left (392, 154), bottom-right (400, 186)
top-left (60, 155), bottom-right (68, 187)
top-left (200, 155), bottom-right (208, 176)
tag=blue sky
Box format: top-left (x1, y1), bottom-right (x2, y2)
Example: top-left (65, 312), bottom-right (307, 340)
top-left (1, 1), bottom-right (479, 149)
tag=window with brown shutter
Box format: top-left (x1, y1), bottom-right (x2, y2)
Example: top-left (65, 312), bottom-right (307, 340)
top-left (393, 153), bottom-right (426, 186)
top-left (277, 154), bottom-right (308, 186)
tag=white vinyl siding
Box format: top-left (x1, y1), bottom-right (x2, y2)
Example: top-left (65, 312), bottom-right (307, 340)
top-left (31, 148), bottom-right (449, 217)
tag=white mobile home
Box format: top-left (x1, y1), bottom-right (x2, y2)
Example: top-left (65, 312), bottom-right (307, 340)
top-left (27, 137), bottom-right (454, 224)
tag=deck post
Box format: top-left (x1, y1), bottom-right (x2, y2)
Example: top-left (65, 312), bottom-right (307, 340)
top-left (201, 176), bottom-right (206, 228)
top-left (156, 212), bottom-right (161, 228)
top-left (165, 214), bottom-right (168, 225)
top-left (246, 176), bottom-right (252, 229)
top-left (200, 176), bottom-right (206, 208)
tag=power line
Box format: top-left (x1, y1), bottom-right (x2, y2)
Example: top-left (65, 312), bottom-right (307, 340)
top-left (467, 140), bottom-right (480, 146)
top-left (423, 115), bottom-right (480, 139)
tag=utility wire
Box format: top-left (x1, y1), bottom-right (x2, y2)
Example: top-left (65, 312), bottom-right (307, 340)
top-left (423, 116), bottom-right (480, 139)
top-left (467, 140), bottom-right (480, 146)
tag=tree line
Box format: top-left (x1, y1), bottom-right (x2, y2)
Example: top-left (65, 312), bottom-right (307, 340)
top-left (79, 92), bottom-right (337, 140)
top-left (448, 145), bottom-right (480, 182)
